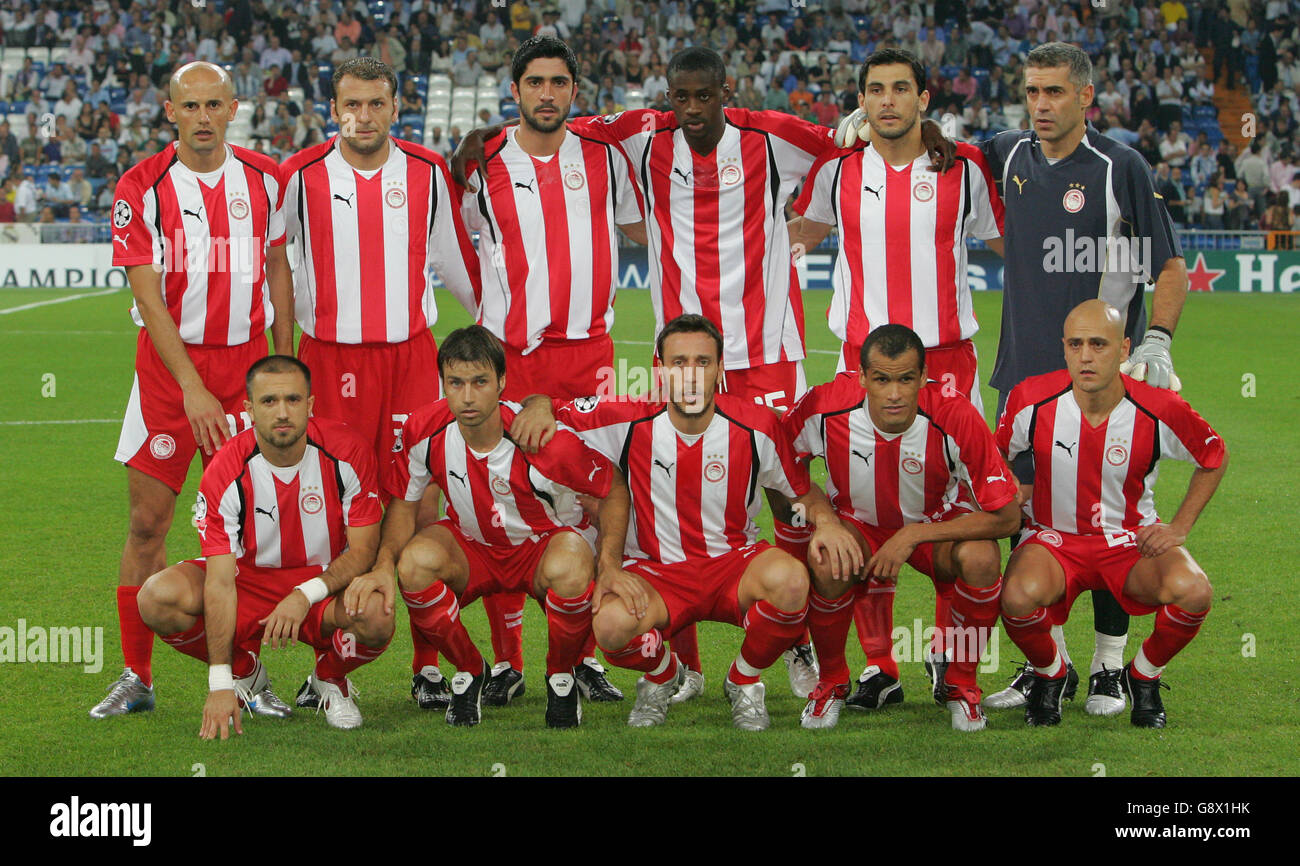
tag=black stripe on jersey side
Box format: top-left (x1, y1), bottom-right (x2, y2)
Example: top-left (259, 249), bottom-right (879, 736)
top-left (475, 134), bottom-right (512, 241)
top-left (957, 155), bottom-right (972, 225)
top-left (1123, 392), bottom-right (1162, 479)
top-left (725, 118), bottom-right (781, 216)
top-left (616, 407), bottom-right (667, 480)
top-left (393, 141), bottom-right (442, 238)
top-left (819, 401), bottom-right (860, 469)
top-left (712, 405), bottom-right (762, 507)
top-left (827, 156), bottom-right (845, 228)
top-left (636, 126), bottom-right (675, 212)
top-left (422, 417), bottom-right (459, 487)
top-left (916, 406), bottom-right (959, 474)
top-left (147, 149), bottom-right (181, 250)
top-left (291, 145), bottom-right (333, 245)
top-left (502, 429), bottom-right (556, 510)
top-left (307, 436), bottom-right (347, 502)
top-left (233, 445), bottom-right (262, 554)
top-left (1024, 382), bottom-right (1075, 471)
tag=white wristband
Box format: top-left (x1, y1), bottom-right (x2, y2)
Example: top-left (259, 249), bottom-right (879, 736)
top-left (295, 576), bottom-right (330, 605)
top-left (208, 664), bottom-right (234, 692)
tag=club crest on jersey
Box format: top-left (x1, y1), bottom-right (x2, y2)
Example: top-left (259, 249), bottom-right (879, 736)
top-left (113, 200), bottom-right (132, 228)
top-left (1062, 185), bottom-right (1086, 213)
top-left (573, 394), bottom-right (600, 413)
top-left (912, 180), bottom-right (935, 202)
top-left (385, 186), bottom-right (406, 208)
top-left (1106, 444), bottom-right (1129, 465)
top-left (1036, 529), bottom-right (1064, 547)
top-left (228, 195), bottom-right (249, 220)
top-left (192, 492), bottom-right (208, 531)
top-left (490, 475), bottom-right (512, 496)
top-left (719, 164), bottom-right (742, 186)
top-left (300, 491), bottom-right (324, 514)
top-left (149, 434), bottom-right (176, 459)
top-left (704, 456), bottom-right (726, 483)
top-left (564, 169), bottom-right (585, 190)
top-left (901, 456), bottom-right (923, 475)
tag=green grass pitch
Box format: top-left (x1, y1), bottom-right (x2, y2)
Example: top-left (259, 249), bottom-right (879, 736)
top-left (0, 287), bottom-right (1297, 777)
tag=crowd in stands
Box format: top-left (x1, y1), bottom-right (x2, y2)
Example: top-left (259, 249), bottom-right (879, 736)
top-left (5, 0), bottom-right (1300, 235)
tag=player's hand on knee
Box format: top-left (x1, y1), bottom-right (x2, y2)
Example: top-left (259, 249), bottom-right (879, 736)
top-left (834, 108), bottom-right (869, 148)
top-left (344, 570), bottom-right (395, 618)
top-left (1120, 329), bottom-right (1182, 391)
top-left (595, 564), bottom-right (649, 620)
top-left (867, 531), bottom-right (917, 581)
top-left (1135, 522), bottom-right (1185, 558)
top-left (200, 690), bottom-right (242, 741)
top-left (810, 522), bottom-right (863, 581)
top-left (259, 592), bottom-right (310, 649)
top-left (182, 383), bottom-right (230, 457)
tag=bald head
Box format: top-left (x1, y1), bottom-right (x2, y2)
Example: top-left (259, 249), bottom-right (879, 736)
top-left (1064, 299), bottom-right (1124, 342)
top-left (169, 62), bottom-right (234, 102)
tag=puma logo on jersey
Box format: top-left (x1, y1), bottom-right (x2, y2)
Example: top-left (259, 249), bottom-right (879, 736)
top-left (851, 448), bottom-right (873, 466)
top-left (587, 461), bottom-right (602, 481)
top-left (672, 167), bottom-right (691, 184)
top-left (113, 234), bottom-right (129, 249)
top-left (514, 179), bottom-right (536, 193)
top-left (1055, 440), bottom-right (1076, 457)
top-left (862, 183), bottom-right (881, 199)
top-left (333, 193), bottom-right (354, 208)
top-left (448, 469), bottom-right (467, 486)
top-left (653, 458), bottom-right (674, 476)
top-left (254, 505), bottom-right (277, 521)
top-left (182, 207), bottom-right (204, 221)
top-left (1011, 175), bottom-right (1028, 194)
top-left (986, 474), bottom-right (1007, 484)
top-left (1204, 435), bottom-right (1218, 445)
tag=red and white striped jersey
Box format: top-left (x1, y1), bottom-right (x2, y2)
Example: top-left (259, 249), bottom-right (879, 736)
top-left (571, 108), bottom-right (836, 370)
top-left (462, 126), bottom-right (641, 354)
top-left (785, 374), bottom-right (1017, 529)
top-left (112, 142), bottom-right (286, 346)
top-left (196, 417), bottom-right (381, 569)
top-left (557, 394), bottom-right (810, 562)
top-left (793, 141), bottom-right (1004, 349)
top-left (387, 400), bottom-right (615, 547)
top-left (278, 136), bottom-right (480, 344)
top-left (996, 371), bottom-right (1227, 536)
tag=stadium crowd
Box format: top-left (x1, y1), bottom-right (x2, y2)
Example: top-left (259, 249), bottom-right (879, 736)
top-left (3, 0), bottom-right (1300, 231)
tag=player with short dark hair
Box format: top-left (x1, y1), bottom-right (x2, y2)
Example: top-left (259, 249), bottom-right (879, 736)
top-left (996, 301), bottom-right (1225, 728)
top-left (135, 357), bottom-right (391, 734)
top-left (278, 57), bottom-right (481, 715)
top-left (785, 325), bottom-right (1021, 730)
top-left (93, 61), bottom-right (293, 720)
top-left (553, 314), bottom-right (863, 730)
top-left (363, 326), bottom-right (632, 728)
top-left (976, 42), bottom-right (1188, 715)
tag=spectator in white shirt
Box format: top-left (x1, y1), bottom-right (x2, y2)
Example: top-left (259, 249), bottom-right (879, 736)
top-left (15, 176), bottom-right (39, 222)
top-left (53, 82), bottom-right (83, 123)
top-left (1159, 121), bottom-right (1191, 168)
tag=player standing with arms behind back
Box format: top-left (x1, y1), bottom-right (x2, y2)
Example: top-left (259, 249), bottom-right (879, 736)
top-left (92, 62), bottom-right (292, 718)
top-left (974, 44), bottom-right (1188, 716)
top-left (277, 57), bottom-right (481, 713)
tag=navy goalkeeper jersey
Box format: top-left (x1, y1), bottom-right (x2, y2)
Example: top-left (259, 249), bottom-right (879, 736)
top-left (980, 124), bottom-right (1182, 393)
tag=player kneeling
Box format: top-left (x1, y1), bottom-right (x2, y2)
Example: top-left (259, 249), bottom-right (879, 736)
top-left (996, 301), bottom-right (1226, 728)
top-left (137, 357), bottom-right (392, 735)
top-left (363, 326), bottom-right (630, 729)
top-left (785, 325), bottom-right (1021, 731)
top-left (549, 315), bottom-right (860, 731)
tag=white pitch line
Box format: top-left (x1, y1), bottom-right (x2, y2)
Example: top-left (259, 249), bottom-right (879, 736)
top-left (0, 418), bottom-right (121, 426)
top-left (0, 288), bottom-right (121, 315)
top-left (614, 338), bottom-right (838, 356)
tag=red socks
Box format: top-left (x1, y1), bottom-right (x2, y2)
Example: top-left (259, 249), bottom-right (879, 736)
top-left (730, 599), bottom-right (807, 685)
top-left (1002, 607), bottom-right (1063, 676)
top-left (773, 519), bottom-right (812, 562)
top-left (315, 626), bottom-right (389, 682)
top-left (668, 622), bottom-right (701, 671)
top-left (117, 585), bottom-right (155, 687)
top-left (806, 590), bottom-right (856, 686)
top-left (853, 579), bottom-right (899, 679)
top-left (483, 591), bottom-right (525, 671)
top-left (544, 584), bottom-right (594, 676)
top-left (402, 581), bottom-right (483, 674)
top-left (1134, 604), bottom-right (1208, 678)
top-left (946, 578), bottom-right (1001, 694)
top-left (409, 619), bottom-right (441, 674)
top-left (604, 628), bottom-right (678, 683)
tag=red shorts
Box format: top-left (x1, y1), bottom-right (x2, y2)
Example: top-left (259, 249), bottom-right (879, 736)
top-left (623, 543), bottom-right (771, 632)
top-left (717, 360), bottom-right (808, 413)
top-left (186, 559), bottom-right (332, 652)
top-left (841, 513), bottom-right (940, 580)
top-left (298, 329), bottom-right (440, 464)
top-left (840, 338), bottom-right (983, 415)
top-left (501, 333), bottom-right (614, 402)
top-left (115, 331), bottom-right (263, 493)
top-left (442, 520), bottom-right (591, 606)
top-left (1014, 527), bottom-right (1155, 623)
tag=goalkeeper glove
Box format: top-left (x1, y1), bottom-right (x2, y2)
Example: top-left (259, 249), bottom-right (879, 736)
top-left (1120, 328), bottom-right (1182, 391)
top-left (835, 108), bottom-right (870, 148)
